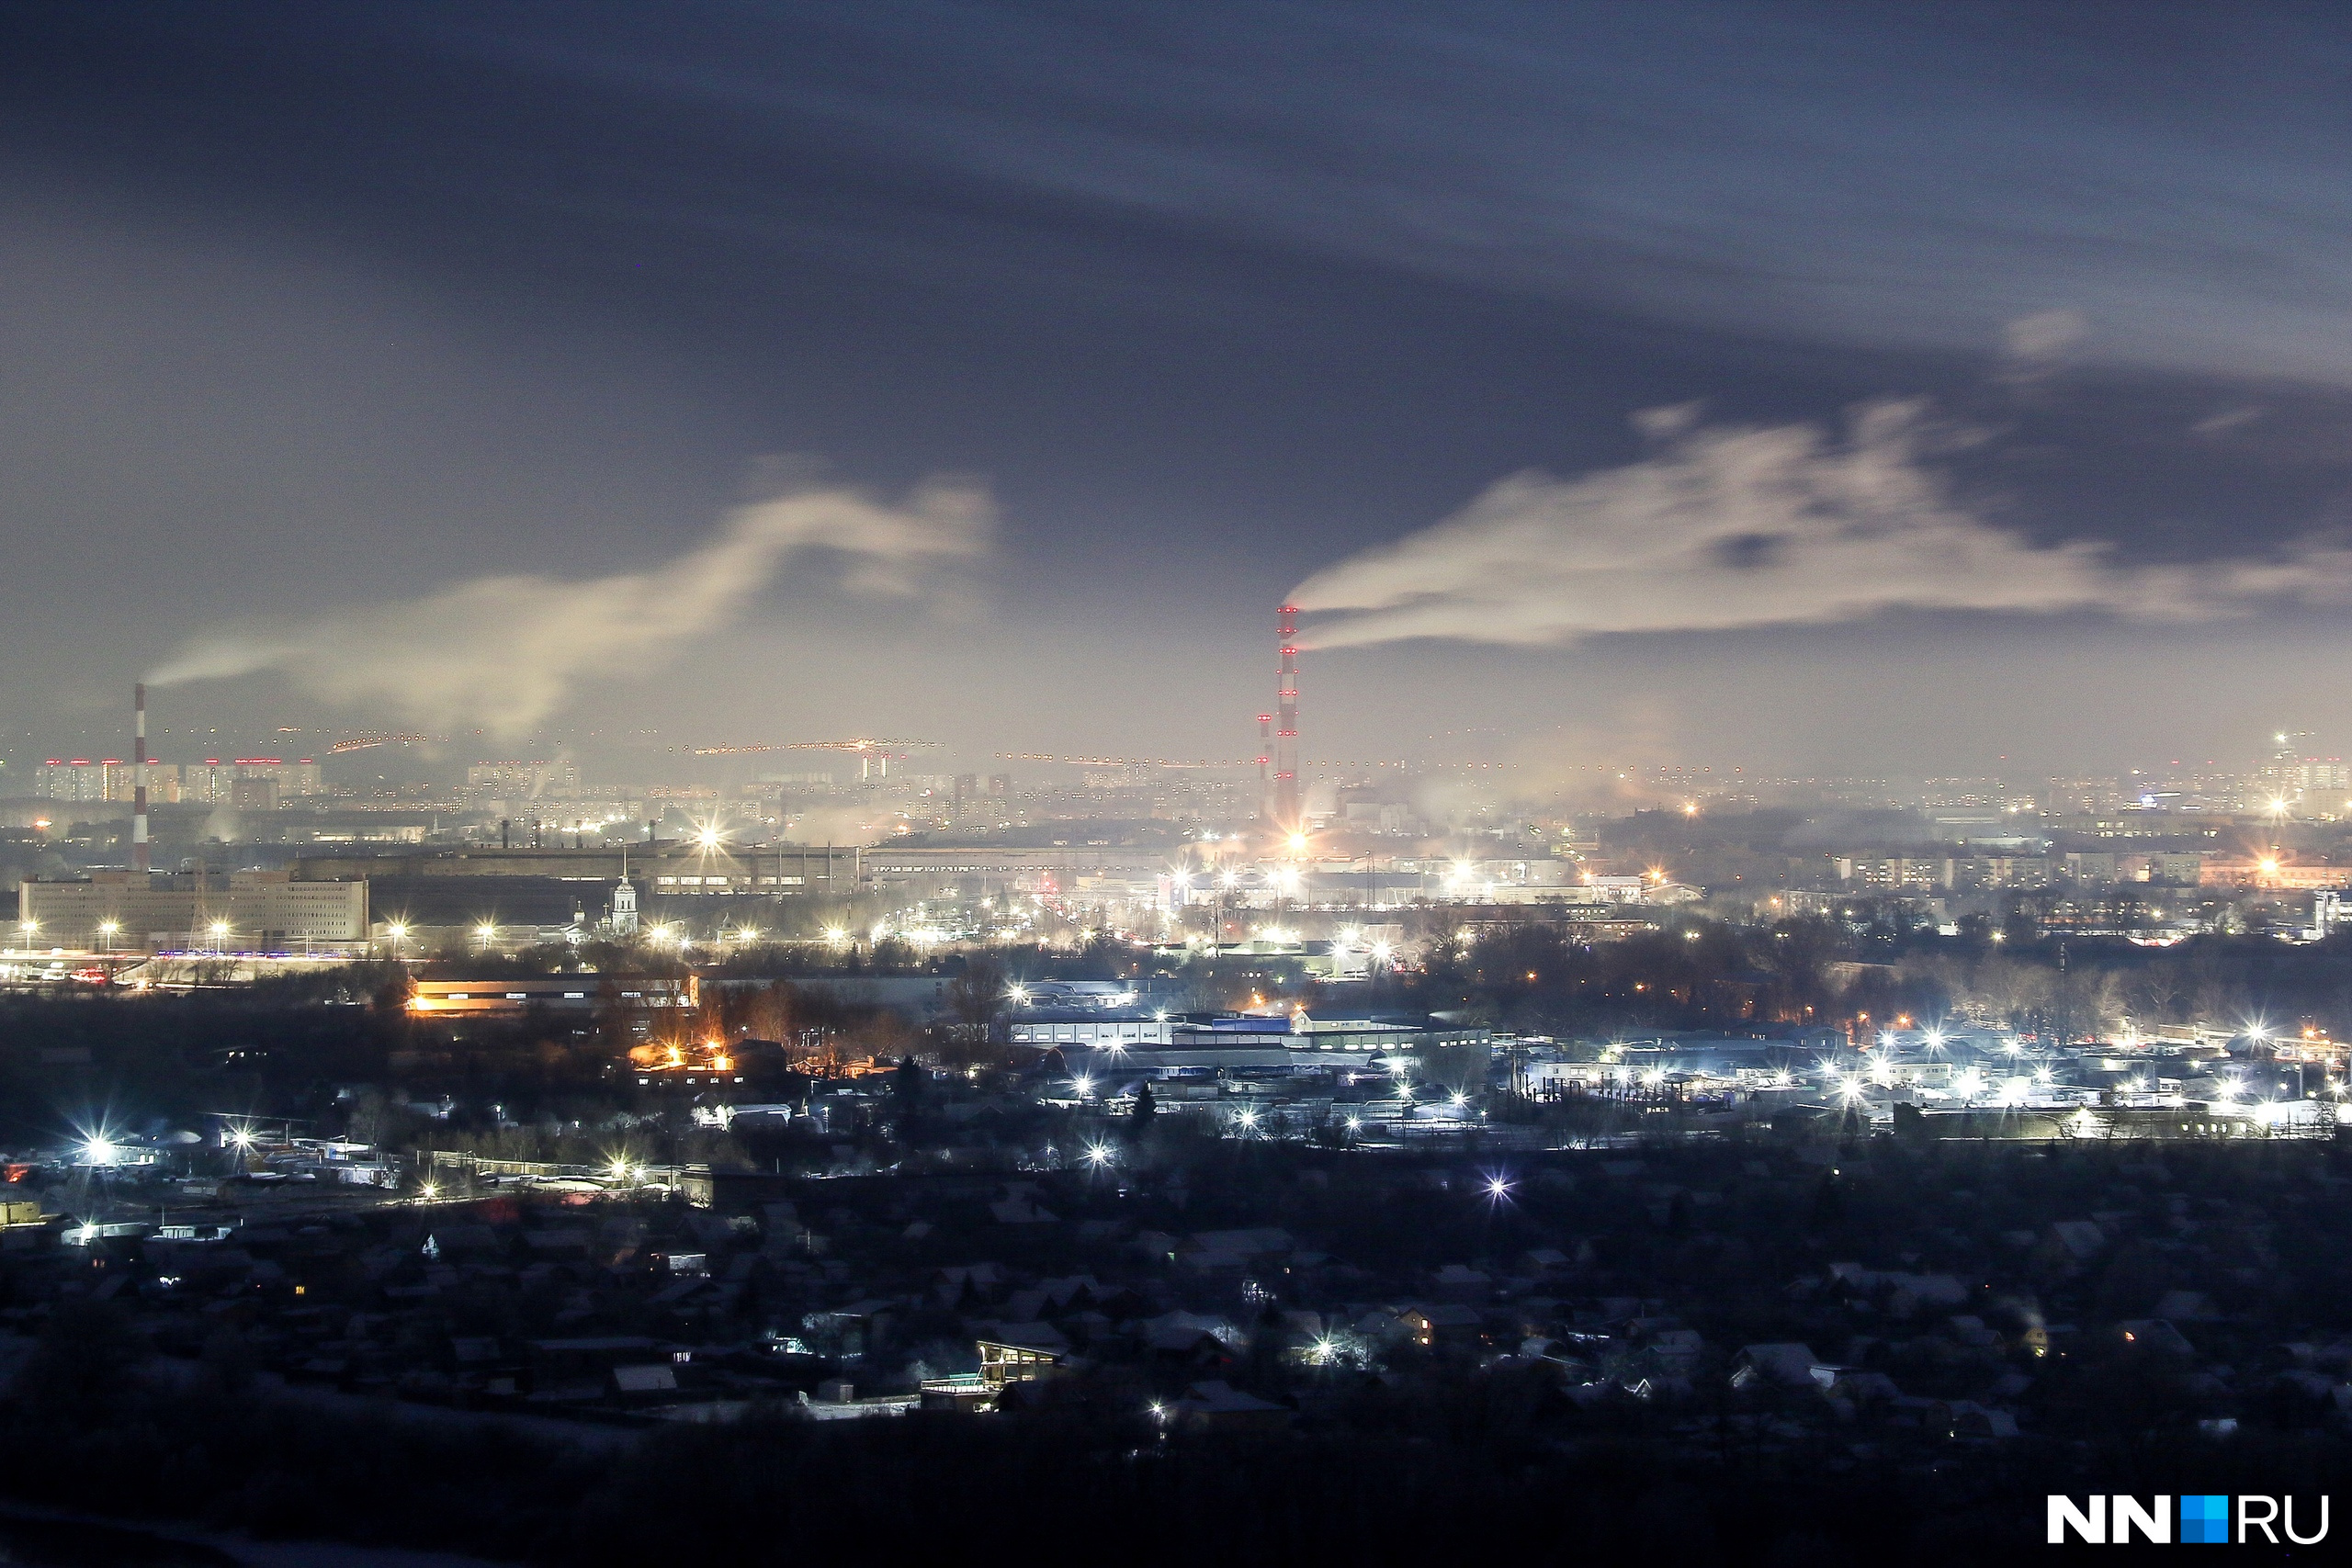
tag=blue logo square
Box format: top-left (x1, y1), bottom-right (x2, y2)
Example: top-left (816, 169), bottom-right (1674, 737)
top-left (2181, 1495), bottom-right (2230, 1544)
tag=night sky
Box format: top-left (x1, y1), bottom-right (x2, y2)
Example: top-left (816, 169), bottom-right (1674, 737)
top-left (7, 3), bottom-right (2352, 778)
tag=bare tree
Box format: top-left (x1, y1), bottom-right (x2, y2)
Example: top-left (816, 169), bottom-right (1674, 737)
top-left (944, 958), bottom-right (1006, 1044)
top-left (2130, 959), bottom-right (2186, 1025)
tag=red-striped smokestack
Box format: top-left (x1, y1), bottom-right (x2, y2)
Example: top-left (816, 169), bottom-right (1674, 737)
top-left (132, 682), bottom-right (149, 874)
top-left (1274, 604), bottom-right (1300, 830)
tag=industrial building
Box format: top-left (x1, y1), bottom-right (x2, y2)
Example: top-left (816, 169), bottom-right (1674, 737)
top-left (406, 974), bottom-right (698, 1017)
top-left (17, 869), bottom-right (368, 950)
top-left (291, 843), bottom-right (859, 894)
top-left (1009, 1011), bottom-right (1491, 1074)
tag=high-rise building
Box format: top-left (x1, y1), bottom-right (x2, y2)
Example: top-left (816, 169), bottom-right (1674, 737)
top-left (34, 761), bottom-right (111, 801)
top-left (17, 869), bottom-right (368, 949)
top-left (109, 764), bottom-right (180, 805)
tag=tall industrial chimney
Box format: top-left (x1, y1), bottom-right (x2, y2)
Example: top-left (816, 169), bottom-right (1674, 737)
top-left (131, 682), bottom-right (150, 874)
top-left (1273, 604), bottom-right (1300, 830)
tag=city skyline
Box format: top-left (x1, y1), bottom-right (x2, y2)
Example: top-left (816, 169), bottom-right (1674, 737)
top-left (9, 16), bottom-right (2352, 1556)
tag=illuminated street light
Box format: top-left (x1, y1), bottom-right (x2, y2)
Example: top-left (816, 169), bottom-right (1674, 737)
top-left (97, 918), bottom-right (119, 953)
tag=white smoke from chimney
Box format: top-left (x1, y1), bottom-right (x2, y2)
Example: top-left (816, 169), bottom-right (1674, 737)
top-left (149, 473), bottom-right (993, 733)
top-left (1292, 399), bottom-right (2352, 649)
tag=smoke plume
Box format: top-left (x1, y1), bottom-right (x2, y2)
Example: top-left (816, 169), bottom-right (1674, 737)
top-left (1292, 400), bottom-right (2352, 649)
top-left (149, 475), bottom-right (993, 732)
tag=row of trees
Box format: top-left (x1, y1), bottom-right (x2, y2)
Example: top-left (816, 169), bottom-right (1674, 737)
top-left (1421, 915), bottom-right (2328, 1041)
